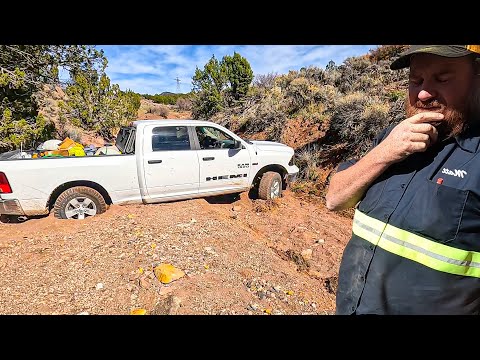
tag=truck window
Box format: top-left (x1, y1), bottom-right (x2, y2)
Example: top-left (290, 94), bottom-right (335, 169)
top-left (195, 126), bottom-right (236, 150)
top-left (152, 126), bottom-right (191, 152)
top-left (116, 126), bottom-right (136, 154)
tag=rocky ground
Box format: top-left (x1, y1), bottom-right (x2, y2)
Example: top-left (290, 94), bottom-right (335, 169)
top-left (0, 191), bottom-right (352, 315)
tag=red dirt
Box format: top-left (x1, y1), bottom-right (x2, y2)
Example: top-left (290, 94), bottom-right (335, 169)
top-left (0, 191), bottom-right (352, 315)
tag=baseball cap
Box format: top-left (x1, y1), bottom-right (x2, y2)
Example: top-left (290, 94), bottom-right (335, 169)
top-left (390, 45), bottom-right (480, 70)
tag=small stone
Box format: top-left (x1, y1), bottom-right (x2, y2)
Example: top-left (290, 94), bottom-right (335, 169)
top-left (139, 278), bottom-right (150, 289)
top-left (232, 205), bottom-right (242, 211)
top-left (95, 283), bottom-right (104, 291)
top-left (130, 293), bottom-right (138, 300)
top-left (77, 311), bottom-right (89, 315)
top-left (154, 263), bottom-right (185, 284)
top-left (301, 249), bottom-right (313, 260)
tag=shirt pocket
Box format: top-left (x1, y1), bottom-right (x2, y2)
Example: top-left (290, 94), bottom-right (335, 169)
top-left (403, 180), bottom-right (468, 243)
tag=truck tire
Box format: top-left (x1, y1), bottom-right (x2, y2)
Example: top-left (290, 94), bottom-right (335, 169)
top-left (258, 171), bottom-right (283, 200)
top-left (53, 186), bottom-right (108, 220)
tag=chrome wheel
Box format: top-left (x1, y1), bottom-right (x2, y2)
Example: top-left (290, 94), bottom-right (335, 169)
top-left (270, 179), bottom-right (281, 199)
top-left (65, 197), bottom-right (97, 220)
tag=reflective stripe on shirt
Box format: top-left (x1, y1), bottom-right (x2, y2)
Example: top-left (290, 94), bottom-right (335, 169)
top-left (352, 209), bottom-right (480, 278)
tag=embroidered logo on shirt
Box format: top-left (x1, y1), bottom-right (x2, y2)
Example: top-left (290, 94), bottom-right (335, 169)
top-left (441, 168), bottom-right (467, 178)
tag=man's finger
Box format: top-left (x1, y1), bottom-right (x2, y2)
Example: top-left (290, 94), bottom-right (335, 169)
top-left (426, 125), bottom-right (439, 144)
top-left (410, 123), bottom-right (436, 134)
top-left (408, 112), bottom-right (445, 124)
top-left (410, 133), bottom-right (430, 144)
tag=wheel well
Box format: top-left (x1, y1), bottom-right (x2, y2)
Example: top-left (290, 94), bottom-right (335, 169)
top-left (252, 165), bottom-right (288, 191)
top-left (47, 181), bottom-right (112, 210)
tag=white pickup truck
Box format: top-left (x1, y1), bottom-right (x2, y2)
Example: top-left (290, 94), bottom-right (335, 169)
top-left (0, 120), bottom-right (299, 220)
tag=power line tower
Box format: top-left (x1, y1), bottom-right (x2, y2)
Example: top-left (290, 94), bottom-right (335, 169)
top-left (174, 77), bottom-right (181, 93)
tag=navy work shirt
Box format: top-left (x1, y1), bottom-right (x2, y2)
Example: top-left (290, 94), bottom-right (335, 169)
top-left (335, 122), bottom-right (480, 315)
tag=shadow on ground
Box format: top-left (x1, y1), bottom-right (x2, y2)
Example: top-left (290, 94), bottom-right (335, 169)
top-left (204, 193), bottom-right (241, 204)
top-left (0, 214), bottom-right (48, 224)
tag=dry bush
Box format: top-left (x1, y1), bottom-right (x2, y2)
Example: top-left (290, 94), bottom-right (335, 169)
top-left (146, 104), bottom-right (169, 118)
top-left (176, 98), bottom-right (192, 111)
top-left (253, 73), bottom-right (278, 90)
top-left (328, 92), bottom-right (392, 157)
top-left (296, 103), bottom-right (328, 124)
top-left (290, 180), bottom-right (324, 198)
top-left (64, 128), bottom-right (82, 142)
top-left (158, 105), bottom-right (169, 118)
top-left (239, 93), bottom-right (287, 139)
top-left (368, 45), bottom-right (409, 62)
top-left (55, 123), bottom-right (82, 142)
top-left (295, 145), bottom-right (321, 181)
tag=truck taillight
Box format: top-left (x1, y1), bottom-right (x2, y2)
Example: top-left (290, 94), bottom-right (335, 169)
top-left (0, 172), bottom-right (12, 193)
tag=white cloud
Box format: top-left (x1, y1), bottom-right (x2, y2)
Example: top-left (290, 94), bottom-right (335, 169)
top-left (100, 45), bottom-right (377, 94)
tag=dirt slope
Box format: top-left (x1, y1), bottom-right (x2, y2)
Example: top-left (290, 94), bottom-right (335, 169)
top-left (0, 191), bottom-right (352, 315)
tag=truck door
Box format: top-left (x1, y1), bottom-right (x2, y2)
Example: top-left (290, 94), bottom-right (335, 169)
top-left (143, 125), bottom-right (200, 199)
top-left (194, 125), bottom-right (251, 193)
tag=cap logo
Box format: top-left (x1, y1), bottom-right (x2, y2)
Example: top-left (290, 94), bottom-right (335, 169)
top-left (417, 46), bottom-right (437, 53)
top-left (466, 45), bottom-right (480, 54)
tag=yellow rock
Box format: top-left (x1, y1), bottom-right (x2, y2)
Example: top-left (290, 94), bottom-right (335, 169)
top-left (154, 263), bottom-right (185, 284)
top-left (264, 308), bottom-right (272, 315)
top-left (204, 264), bottom-right (210, 269)
top-left (130, 308), bottom-right (147, 315)
top-left (138, 267), bottom-right (144, 274)
top-left (286, 290), bottom-right (294, 296)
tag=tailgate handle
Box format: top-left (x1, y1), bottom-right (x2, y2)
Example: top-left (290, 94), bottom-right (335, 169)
top-left (148, 160), bottom-right (163, 164)
top-left (202, 157), bottom-right (215, 161)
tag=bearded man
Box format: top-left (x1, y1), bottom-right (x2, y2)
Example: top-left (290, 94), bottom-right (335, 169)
top-left (326, 45), bottom-right (480, 315)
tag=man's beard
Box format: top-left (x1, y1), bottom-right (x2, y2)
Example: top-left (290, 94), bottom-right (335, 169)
top-left (404, 86), bottom-right (480, 139)
top-left (405, 99), bottom-right (467, 140)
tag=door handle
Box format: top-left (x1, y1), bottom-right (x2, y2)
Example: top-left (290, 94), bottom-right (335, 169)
top-left (202, 157), bottom-right (215, 161)
top-left (148, 160), bottom-right (163, 164)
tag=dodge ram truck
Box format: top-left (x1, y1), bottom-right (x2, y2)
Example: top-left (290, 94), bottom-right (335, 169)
top-left (0, 119), bottom-right (299, 220)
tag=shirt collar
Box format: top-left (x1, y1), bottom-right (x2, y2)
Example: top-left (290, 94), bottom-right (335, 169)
top-left (455, 122), bottom-right (480, 153)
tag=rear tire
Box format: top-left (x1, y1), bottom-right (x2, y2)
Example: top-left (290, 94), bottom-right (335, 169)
top-left (258, 171), bottom-right (283, 200)
top-left (53, 186), bottom-right (108, 220)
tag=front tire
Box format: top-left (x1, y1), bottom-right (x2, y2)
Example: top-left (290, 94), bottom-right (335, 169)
top-left (258, 171), bottom-right (283, 200)
top-left (53, 186), bottom-right (108, 220)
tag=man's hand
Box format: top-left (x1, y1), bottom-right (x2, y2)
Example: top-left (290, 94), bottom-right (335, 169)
top-left (325, 111), bottom-right (444, 211)
top-left (374, 112), bottom-right (444, 164)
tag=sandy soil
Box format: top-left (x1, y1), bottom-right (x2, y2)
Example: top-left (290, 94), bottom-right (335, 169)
top-left (0, 191), bottom-right (352, 315)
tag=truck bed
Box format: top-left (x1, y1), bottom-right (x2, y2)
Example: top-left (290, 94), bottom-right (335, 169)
top-left (0, 155), bottom-right (141, 215)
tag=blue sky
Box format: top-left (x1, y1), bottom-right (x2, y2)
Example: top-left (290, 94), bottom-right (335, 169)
top-left (98, 45), bottom-right (377, 95)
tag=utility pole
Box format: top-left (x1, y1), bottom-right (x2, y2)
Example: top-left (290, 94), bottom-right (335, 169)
top-left (174, 77), bottom-right (181, 94)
